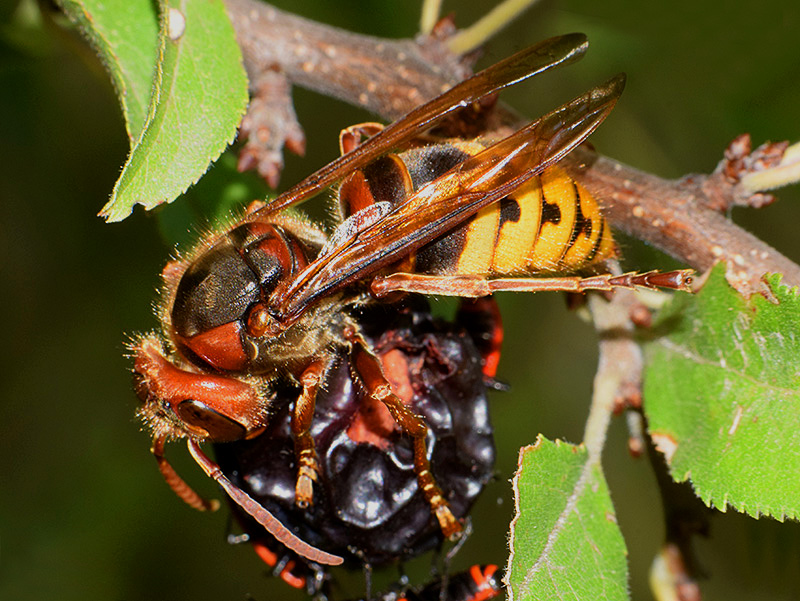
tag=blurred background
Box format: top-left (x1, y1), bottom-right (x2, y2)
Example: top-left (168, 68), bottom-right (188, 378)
top-left (1, 0), bottom-right (799, 599)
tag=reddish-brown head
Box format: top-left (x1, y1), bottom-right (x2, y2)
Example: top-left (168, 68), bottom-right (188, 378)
top-left (132, 336), bottom-right (269, 443)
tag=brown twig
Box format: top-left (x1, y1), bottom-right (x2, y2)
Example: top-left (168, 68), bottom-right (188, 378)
top-left (225, 0), bottom-right (471, 120)
top-left (564, 147), bottom-right (800, 294)
top-left (224, 0), bottom-right (800, 295)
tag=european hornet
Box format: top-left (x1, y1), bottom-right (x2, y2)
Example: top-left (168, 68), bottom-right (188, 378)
top-left (132, 33), bottom-right (692, 567)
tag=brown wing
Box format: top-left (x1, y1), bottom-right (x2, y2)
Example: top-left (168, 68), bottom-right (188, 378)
top-left (250, 33), bottom-right (588, 219)
top-left (271, 74), bottom-right (626, 322)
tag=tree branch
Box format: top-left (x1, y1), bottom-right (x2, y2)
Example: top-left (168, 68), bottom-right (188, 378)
top-left (564, 147), bottom-right (800, 294)
top-left (225, 0), bottom-right (471, 120)
top-left (224, 0), bottom-right (800, 295)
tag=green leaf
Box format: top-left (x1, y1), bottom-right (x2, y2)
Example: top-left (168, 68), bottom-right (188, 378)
top-left (87, 0), bottom-right (249, 221)
top-left (507, 436), bottom-right (629, 601)
top-left (57, 0), bottom-right (159, 141)
top-left (644, 264), bottom-right (800, 520)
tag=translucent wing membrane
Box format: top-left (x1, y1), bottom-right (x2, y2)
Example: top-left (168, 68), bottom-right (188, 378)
top-left (251, 34), bottom-right (588, 218)
top-left (272, 74), bottom-right (626, 321)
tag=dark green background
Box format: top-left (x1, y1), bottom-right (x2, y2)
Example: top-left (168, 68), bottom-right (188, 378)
top-left (2, 1), bottom-right (799, 599)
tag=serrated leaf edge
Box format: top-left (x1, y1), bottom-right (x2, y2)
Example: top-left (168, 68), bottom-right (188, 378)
top-left (507, 436), bottom-right (616, 601)
top-left (98, 0), bottom-right (169, 221)
top-left (648, 265), bottom-right (800, 524)
top-left (99, 0), bottom-right (248, 221)
top-left (651, 432), bottom-right (799, 522)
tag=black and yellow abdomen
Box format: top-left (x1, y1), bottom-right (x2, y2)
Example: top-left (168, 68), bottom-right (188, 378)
top-left (337, 141), bottom-right (616, 279)
top-left (457, 164), bottom-right (616, 275)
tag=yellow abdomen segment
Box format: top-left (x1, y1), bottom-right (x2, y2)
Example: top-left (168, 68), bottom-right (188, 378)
top-left (453, 166), bottom-right (616, 276)
top-left (526, 168), bottom-right (578, 272)
top-left (456, 204), bottom-right (500, 274)
top-left (492, 178), bottom-right (542, 273)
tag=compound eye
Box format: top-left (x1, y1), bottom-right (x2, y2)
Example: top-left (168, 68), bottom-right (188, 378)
top-left (246, 303), bottom-right (277, 338)
top-left (176, 399), bottom-right (248, 442)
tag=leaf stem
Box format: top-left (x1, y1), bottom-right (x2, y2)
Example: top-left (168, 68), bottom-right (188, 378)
top-left (419, 0), bottom-right (443, 35)
top-left (741, 140), bottom-right (800, 192)
top-left (584, 287), bottom-right (643, 463)
top-left (446, 0), bottom-right (544, 55)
